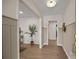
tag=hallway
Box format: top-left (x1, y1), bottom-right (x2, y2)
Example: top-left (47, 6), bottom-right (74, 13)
top-left (2, 0), bottom-right (76, 59)
top-left (20, 40), bottom-right (68, 59)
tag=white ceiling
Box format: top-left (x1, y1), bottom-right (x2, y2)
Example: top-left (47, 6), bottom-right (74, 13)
top-left (19, 0), bottom-right (38, 18)
top-left (19, 0), bottom-right (70, 18)
top-left (33, 0), bottom-right (70, 15)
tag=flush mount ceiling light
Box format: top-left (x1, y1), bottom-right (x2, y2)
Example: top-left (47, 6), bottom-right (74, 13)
top-left (47, 0), bottom-right (56, 7)
top-left (19, 11), bottom-right (23, 14)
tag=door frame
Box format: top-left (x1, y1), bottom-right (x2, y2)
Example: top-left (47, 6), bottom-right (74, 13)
top-left (47, 21), bottom-right (57, 45)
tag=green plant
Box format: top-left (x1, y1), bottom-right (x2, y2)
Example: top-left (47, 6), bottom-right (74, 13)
top-left (29, 24), bottom-right (37, 41)
top-left (25, 24), bottom-right (37, 44)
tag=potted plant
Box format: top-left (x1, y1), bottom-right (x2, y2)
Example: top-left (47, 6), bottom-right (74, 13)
top-left (25, 24), bottom-right (37, 45)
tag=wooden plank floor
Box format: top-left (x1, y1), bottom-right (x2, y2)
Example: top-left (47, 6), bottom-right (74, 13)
top-left (20, 40), bottom-right (68, 59)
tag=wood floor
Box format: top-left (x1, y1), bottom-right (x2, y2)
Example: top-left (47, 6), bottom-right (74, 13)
top-left (20, 40), bottom-right (68, 59)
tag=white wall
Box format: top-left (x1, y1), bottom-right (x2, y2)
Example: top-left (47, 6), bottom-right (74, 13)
top-left (42, 27), bottom-right (48, 45)
top-left (63, 0), bottom-right (75, 25)
top-left (48, 21), bottom-right (57, 40)
top-left (62, 23), bottom-right (76, 59)
top-left (57, 28), bottom-right (63, 46)
top-left (62, 0), bottom-right (76, 59)
top-left (2, 0), bottom-right (19, 19)
top-left (19, 17), bottom-right (39, 44)
top-left (39, 18), bottom-right (43, 48)
top-left (43, 15), bottom-right (63, 28)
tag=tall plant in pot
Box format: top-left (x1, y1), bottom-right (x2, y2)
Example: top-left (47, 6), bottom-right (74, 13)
top-left (25, 24), bottom-right (37, 45)
top-left (29, 24), bottom-right (37, 45)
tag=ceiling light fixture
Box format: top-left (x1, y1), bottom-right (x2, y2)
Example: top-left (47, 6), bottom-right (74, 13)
top-left (47, 0), bottom-right (56, 7)
top-left (19, 11), bottom-right (23, 14)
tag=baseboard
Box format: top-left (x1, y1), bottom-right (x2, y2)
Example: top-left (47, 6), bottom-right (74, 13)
top-left (43, 43), bottom-right (48, 45)
top-left (24, 42), bottom-right (39, 45)
top-left (57, 43), bottom-right (62, 46)
top-left (39, 45), bottom-right (43, 48)
top-left (62, 46), bottom-right (71, 59)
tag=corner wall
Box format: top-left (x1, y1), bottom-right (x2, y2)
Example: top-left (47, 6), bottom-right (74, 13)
top-left (2, 0), bottom-right (19, 19)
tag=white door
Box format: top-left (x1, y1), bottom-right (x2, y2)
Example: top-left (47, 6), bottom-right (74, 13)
top-left (48, 22), bottom-right (57, 40)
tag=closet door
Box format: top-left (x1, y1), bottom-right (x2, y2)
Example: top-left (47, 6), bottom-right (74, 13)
top-left (2, 24), bottom-right (11, 59)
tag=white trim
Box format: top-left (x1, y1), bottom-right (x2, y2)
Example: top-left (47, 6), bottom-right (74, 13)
top-left (47, 21), bottom-right (58, 45)
top-left (47, 21), bottom-right (49, 46)
top-left (17, 20), bottom-right (20, 59)
top-left (39, 18), bottom-right (43, 48)
top-left (24, 42), bottom-right (39, 45)
top-left (39, 45), bottom-right (42, 48)
top-left (66, 22), bottom-right (75, 27)
top-left (62, 45), bottom-right (71, 59)
top-left (43, 43), bottom-right (48, 45)
top-left (57, 43), bottom-right (62, 46)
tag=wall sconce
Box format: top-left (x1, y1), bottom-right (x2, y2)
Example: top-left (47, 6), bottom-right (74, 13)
top-left (62, 22), bottom-right (66, 32)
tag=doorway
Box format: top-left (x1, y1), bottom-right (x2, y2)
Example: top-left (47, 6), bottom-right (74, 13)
top-left (48, 21), bottom-right (57, 46)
